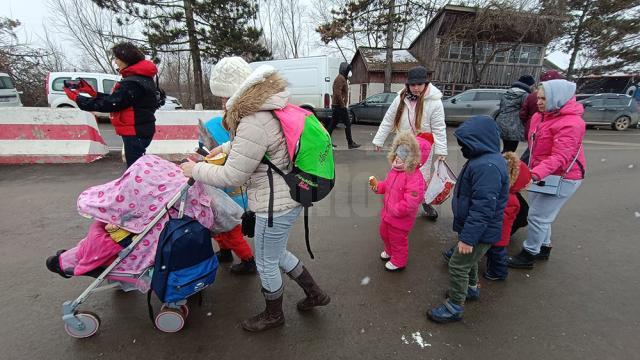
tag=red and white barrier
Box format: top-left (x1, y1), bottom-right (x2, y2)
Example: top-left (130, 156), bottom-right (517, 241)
top-left (146, 110), bottom-right (223, 160)
top-left (0, 108), bottom-right (108, 164)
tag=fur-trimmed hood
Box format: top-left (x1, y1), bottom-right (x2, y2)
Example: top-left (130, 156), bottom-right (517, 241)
top-left (223, 65), bottom-right (289, 134)
top-left (387, 131), bottom-right (422, 172)
top-left (503, 151), bottom-right (531, 191)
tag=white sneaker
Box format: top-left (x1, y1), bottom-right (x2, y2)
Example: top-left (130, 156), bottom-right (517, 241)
top-left (385, 261), bottom-right (404, 271)
top-left (380, 251), bottom-right (391, 261)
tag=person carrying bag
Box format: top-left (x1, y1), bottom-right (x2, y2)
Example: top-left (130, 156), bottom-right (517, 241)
top-left (508, 79), bottom-right (586, 269)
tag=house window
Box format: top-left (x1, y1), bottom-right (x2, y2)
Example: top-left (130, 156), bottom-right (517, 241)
top-left (526, 46), bottom-right (541, 65)
top-left (360, 84), bottom-right (367, 102)
top-left (449, 42), bottom-right (461, 60)
top-left (443, 41), bottom-right (541, 65)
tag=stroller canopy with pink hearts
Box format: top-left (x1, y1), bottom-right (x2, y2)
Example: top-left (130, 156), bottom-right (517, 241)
top-left (75, 155), bottom-right (214, 275)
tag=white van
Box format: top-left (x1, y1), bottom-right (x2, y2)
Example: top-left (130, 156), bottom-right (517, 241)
top-left (0, 72), bottom-right (23, 107)
top-left (250, 56), bottom-right (342, 121)
top-left (46, 71), bottom-right (183, 114)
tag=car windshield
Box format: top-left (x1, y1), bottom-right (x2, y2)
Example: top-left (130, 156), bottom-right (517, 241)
top-left (0, 76), bottom-right (14, 90)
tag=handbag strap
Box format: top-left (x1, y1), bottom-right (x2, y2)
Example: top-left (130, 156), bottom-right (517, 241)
top-left (561, 144), bottom-right (583, 179)
top-left (530, 123), bottom-right (583, 179)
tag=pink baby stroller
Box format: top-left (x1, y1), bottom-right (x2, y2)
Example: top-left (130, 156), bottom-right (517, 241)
top-left (59, 155), bottom-right (214, 338)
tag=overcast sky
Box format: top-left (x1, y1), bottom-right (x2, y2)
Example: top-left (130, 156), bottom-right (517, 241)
top-left (1, 0), bottom-right (571, 69)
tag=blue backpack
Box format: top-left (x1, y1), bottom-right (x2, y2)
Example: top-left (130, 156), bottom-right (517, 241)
top-left (151, 215), bottom-right (218, 303)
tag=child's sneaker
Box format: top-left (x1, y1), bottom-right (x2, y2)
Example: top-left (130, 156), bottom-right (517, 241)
top-left (483, 271), bottom-right (507, 281)
top-left (384, 261), bottom-right (404, 272)
top-left (445, 286), bottom-right (480, 301)
top-left (466, 286), bottom-right (480, 301)
top-left (380, 251), bottom-right (391, 261)
top-left (427, 300), bottom-right (463, 323)
top-left (46, 250), bottom-right (71, 278)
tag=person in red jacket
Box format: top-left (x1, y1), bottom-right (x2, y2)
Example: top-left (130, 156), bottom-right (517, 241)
top-left (483, 152), bottom-right (531, 280)
top-left (64, 42), bottom-right (158, 167)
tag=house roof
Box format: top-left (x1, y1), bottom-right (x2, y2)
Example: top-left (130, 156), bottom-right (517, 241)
top-left (543, 58), bottom-right (564, 72)
top-left (409, 4), bottom-right (555, 49)
top-left (353, 47), bottom-right (420, 72)
top-left (408, 5), bottom-right (475, 49)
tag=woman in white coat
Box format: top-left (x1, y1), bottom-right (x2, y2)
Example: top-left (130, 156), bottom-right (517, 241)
top-left (372, 66), bottom-right (447, 220)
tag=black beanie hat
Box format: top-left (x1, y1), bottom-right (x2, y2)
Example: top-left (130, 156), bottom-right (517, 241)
top-left (406, 66), bottom-right (428, 85)
top-left (518, 75), bottom-right (535, 86)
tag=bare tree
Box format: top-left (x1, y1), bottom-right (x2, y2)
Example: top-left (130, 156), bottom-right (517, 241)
top-left (46, 0), bottom-right (135, 73)
top-left (257, 0), bottom-right (309, 59)
top-left (0, 18), bottom-right (65, 106)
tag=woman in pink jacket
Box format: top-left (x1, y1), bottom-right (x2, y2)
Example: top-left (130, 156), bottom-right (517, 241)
top-left (369, 132), bottom-right (431, 271)
top-left (508, 79), bottom-right (586, 269)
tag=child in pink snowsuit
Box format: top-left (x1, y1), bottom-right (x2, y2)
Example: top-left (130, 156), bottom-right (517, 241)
top-left (370, 131), bottom-right (431, 271)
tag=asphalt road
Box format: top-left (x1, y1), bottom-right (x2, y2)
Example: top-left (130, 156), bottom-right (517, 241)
top-left (1, 125), bottom-right (639, 359)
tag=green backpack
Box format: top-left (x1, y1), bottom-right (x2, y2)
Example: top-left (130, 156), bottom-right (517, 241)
top-left (262, 104), bottom-right (335, 258)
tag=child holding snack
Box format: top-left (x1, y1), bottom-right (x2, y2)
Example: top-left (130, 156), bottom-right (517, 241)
top-left (369, 132), bottom-right (431, 271)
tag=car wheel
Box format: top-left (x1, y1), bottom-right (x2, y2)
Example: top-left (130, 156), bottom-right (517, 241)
top-left (57, 104), bottom-right (74, 108)
top-left (350, 110), bottom-right (357, 124)
top-left (612, 116), bottom-right (631, 131)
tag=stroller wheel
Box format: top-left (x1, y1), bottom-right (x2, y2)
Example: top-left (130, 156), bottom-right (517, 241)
top-left (64, 311), bottom-right (101, 338)
top-left (155, 308), bottom-right (185, 333)
top-left (161, 304), bottom-right (189, 318)
top-left (180, 304), bottom-right (190, 318)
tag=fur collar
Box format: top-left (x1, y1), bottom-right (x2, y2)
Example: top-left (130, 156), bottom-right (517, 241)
top-left (388, 131), bottom-right (421, 172)
top-left (223, 65), bottom-right (288, 133)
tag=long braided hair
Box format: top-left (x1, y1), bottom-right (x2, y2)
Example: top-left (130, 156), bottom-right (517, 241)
top-left (393, 84), bottom-right (428, 132)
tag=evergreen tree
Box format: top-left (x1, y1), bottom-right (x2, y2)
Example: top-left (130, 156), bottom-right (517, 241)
top-left (92, 0), bottom-right (271, 105)
top-left (551, 0), bottom-right (640, 77)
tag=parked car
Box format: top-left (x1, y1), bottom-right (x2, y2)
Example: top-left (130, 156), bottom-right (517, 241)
top-left (443, 88), bottom-right (507, 124)
top-left (348, 92), bottom-right (397, 124)
top-left (0, 72), bottom-right (23, 107)
top-left (250, 56), bottom-right (342, 123)
top-left (575, 94), bottom-right (594, 102)
top-left (46, 71), bottom-right (182, 118)
top-left (579, 93), bottom-right (639, 131)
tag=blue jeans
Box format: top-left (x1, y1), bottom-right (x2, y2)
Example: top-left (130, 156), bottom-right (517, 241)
top-left (122, 136), bottom-right (152, 168)
top-left (254, 207), bottom-right (302, 293)
top-left (524, 179), bottom-right (582, 255)
top-left (485, 246), bottom-right (508, 278)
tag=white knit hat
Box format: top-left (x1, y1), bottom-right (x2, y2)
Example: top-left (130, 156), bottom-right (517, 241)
top-left (209, 56), bottom-right (253, 98)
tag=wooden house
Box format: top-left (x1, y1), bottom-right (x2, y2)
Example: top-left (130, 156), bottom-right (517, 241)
top-left (407, 5), bottom-right (552, 97)
top-left (348, 47), bottom-right (420, 103)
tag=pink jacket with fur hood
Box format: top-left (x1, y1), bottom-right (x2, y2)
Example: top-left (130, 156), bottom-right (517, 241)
top-left (528, 98), bottom-right (586, 181)
top-left (375, 132), bottom-right (431, 231)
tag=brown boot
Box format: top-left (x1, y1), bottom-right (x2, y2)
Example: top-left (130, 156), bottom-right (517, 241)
top-left (288, 264), bottom-right (331, 311)
top-left (241, 288), bottom-right (285, 332)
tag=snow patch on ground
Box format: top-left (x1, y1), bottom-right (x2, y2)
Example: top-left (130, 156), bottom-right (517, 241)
top-left (401, 331), bottom-right (432, 349)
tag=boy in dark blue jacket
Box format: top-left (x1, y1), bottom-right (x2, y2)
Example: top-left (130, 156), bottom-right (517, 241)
top-left (427, 116), bottom-right (509, 323)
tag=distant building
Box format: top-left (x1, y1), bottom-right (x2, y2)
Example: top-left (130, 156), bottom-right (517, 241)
top-left (348, 47), bottom-right (420, 103)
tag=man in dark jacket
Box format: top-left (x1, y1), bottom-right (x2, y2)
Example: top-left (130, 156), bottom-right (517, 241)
top-left (327, 62), bottom-right (360, 149)
top-left (427, 115), bottom-right (509, 323)
top-left (495, 75), bottom-right (533, 153)
top-left (64, 42), bottom-right (159, 167)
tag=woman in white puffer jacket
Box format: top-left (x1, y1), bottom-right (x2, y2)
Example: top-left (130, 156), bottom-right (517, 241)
top-left (372, 66), bottom-right (448, 219)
